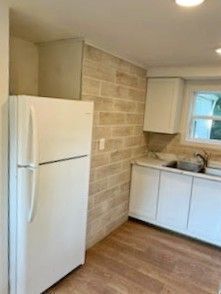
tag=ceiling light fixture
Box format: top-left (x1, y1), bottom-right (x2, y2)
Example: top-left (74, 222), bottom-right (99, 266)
top-left (175, 0), bottom-right (205, 7)
top-left (215, 48), bottom-right (221, 55)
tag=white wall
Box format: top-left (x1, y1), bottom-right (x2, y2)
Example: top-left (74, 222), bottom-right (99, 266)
top-left (9, 37), bottom-right (83, 99)
top-left (0, 1), bottom-right (9, 293)
top-left (38, 38), bottom-right (83, 99)
top-left (10, 36), bottom-right (39, 95)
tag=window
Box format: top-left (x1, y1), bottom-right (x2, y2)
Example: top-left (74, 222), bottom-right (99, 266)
top-left (188, 91), bottom-right (221, 144)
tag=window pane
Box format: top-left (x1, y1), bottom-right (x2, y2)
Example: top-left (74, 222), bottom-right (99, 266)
top-left (211, 120), bottom-right (221, 140)
top-left (193, 92), bottom-right (221, 117)
top-left (191, 119), bottom-right (212, 139)
top-left (190, 119), bottom-right (221, 141)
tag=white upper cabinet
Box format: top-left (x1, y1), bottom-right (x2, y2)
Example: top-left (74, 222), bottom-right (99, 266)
top-left (143, 78), bottom-right (184, 134)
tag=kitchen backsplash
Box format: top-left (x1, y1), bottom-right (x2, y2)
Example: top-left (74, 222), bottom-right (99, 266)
top-left (147, 132), bottom-right (221, 162)
top-left (82, 44), bottom-right (148, 248)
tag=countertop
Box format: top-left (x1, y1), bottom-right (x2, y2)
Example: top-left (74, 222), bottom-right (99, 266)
top-left (132, 156), bottom-right (221, 182)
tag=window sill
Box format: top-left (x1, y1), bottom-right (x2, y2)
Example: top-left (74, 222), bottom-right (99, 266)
top-left (180, 137), bottom-right (221, 150)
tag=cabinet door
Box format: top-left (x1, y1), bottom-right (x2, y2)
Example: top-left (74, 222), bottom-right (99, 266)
top-left (157, 171), bottom-right (192, 230)
top-left (188, 178), bottom-right (221, 245)
top-left (143, 78), bottom-right (184, 134)
top-left (129, 165), bottom-right (160, 221)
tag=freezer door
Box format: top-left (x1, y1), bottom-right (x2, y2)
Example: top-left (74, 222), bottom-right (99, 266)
top-left (12, 95), bottom-right (93, 165)
top-left (15, 157), bottom-right (90, 294)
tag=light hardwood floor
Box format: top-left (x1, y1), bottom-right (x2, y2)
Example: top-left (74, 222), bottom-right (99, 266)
top-left (46, 219), bottom-right (221, 294)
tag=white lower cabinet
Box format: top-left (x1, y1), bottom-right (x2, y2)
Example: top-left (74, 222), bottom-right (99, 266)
top-left (188, 178), bottom-right (221, 245)
top-left (129, 164), bottom-right (221, 246)
top-left (157, 172), bottom-right (192, 230)
top-left (129, 165), bottom-right (160, 221)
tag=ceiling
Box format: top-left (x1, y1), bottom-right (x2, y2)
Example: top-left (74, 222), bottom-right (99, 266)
top-left (9, 0), bottom-right (221, 68)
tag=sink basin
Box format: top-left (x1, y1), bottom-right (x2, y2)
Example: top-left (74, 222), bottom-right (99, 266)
top-left (165, 160), bottom-right (178, 168)
top-left (165, 160), bottom-right (203, 173)
top-left (204, 167), bottom-right (221, 177)
top-left (165, 161), bottom-right (221, 177)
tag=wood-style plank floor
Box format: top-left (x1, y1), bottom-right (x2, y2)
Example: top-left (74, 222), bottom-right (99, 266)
top-left (46, 220), bottom-right (221, 294)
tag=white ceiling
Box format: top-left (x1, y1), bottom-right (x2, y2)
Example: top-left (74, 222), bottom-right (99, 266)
top-left (9, 0), bottom-right (221, 68)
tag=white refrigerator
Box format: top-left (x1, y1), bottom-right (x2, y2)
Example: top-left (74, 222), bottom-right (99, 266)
top-left (9, 95), bottom-right (93, 294)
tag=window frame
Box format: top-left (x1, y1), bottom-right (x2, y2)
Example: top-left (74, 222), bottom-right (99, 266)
top-left (181, 81), bottom-right (221, 149)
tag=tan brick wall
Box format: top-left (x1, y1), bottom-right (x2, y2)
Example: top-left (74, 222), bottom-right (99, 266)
top-left (147, 133), bottom-right (221, 161)
top-left (82, 45), bottom-right (147, 247)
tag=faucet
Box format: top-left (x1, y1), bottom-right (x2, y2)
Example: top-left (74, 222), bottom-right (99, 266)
top-left (194, 151), bottom-right (209, 170)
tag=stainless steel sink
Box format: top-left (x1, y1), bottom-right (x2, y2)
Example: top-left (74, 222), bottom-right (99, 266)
top-left (165, 160), bottom-right (178, 168)
top-left (164, 160), bottom-right (203, 173)
top-left (165, 160), bottom-right (221, 177)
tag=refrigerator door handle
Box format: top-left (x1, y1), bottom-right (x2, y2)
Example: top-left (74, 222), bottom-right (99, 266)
top-left (30, 105), bottom-right (39, 168)
top-left (28, 167), bottom-right (39, 223)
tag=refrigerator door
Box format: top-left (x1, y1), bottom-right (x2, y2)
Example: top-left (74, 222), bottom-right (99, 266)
top-left (11, 95), bottom-right (93, 166)
top-left (16, 157), bottom-right (90, 294)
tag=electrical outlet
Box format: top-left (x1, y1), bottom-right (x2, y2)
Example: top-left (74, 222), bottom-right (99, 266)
top-left (99, 138), bottom-right (105, 150)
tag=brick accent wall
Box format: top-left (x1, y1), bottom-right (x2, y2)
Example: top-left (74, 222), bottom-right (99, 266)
top-left (82, 45), bottom-right (147, 247)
